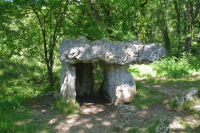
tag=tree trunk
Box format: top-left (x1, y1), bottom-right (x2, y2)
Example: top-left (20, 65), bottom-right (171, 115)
top-left (162, 12), bottom-right (171, 53)
top-left (186, 2), bottom-right (194, 54)
top-left (48, 68), bottom-right (54, 87)
top-left (163, 24), bottom-right (171, 52)
top-left (159, 0), bottom-right (171, 53)
top-left (174, 0), bottom-right (181, 56)
top-left (183, 3), bottom-right (187, 53)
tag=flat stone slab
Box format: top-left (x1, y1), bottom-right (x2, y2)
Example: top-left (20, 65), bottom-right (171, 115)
top-left (59, 36), bottom-right (165, 104)
top-left (59, 36), bottom-right (165, 65)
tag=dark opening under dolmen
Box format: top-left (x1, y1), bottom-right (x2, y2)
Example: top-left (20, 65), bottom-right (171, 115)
top-left (59, 36), bottom-right (165, 104)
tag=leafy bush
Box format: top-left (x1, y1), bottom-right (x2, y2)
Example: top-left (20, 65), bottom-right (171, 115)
top-left (129, 55), bottom-right (200, 79)
top-left (153, 54), bottom-right (200, 78)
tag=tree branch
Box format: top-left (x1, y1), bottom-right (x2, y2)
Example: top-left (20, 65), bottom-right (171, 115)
top-left (140, 0), bottom-right (149, 7)
top-left (31, 6), bottom-right (49, 67)
top-left (91, 0), bottom-right (102, 21)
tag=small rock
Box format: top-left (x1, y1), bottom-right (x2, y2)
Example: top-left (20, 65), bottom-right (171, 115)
top-left (169, 120), bottom-right (184, 130)
top-left (27, 119), bottom-right (33, 123)
top-left (185, 88), bottom-right (198, 101)
top-left (177, 94), bottom-right (185, 105)
top-left (194, 105), bottom-right (200, 112)
top-left (117, 104), bottom-right (137, 121)
top-left (156, 120), bottom-right (171, 133)
top-left (177, 88), bottom-right (198, 105)
top-left (53, 92), bottom-right (61, 98)
top-left (48, 118), bottom-right (57, 124)
top-left (117, 104), bottom-right (137, 113)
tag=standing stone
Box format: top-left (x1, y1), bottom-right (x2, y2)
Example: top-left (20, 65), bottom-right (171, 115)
top-left (75, 63), bottom-right (94, 97)
top-left (102, 64), bottom-right (136, 104)
top-left (59, 36), bottom-right (165, 103)
top-left (60, 62), bottom-right (76, 102)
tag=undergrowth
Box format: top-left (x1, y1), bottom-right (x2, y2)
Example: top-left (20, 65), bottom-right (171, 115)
top-left (153, 54), bottom-right (200, 78)
top-left (127, 118), bottom-right (160, 133)
top-left (52, 98), bottom-right (80, 115)
top-left (1, 54), bottom-right (200, 132)
top-left (0, 56), bottom-right (58, 132)
top-left (129, 54), bottom-right (200, 79)
top-left (131, 82), bottom-right (163, 109)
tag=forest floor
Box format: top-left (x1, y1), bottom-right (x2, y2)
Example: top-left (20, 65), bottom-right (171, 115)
top-left (1, 58), bottom-right (200, 133)
top-left (27, 78), bottom-right (200, 133)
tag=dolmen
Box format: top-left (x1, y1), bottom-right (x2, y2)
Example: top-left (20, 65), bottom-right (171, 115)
top-left (59, 36), bottom-right (165, 104)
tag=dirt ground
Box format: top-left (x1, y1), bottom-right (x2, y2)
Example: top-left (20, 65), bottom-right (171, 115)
top-left (30, 84), bottom-right (200, 133)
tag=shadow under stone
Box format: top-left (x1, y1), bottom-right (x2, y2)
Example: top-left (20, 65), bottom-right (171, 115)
top-left (75, 62), bottom-right (109, 105)
top-left (59, 36), bottom-right (165, 104)
top-left (76, 95), bottom-right (110, 105)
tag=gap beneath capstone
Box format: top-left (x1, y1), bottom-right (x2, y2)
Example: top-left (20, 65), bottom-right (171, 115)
top-left (76, 96), bottom-right (109, 105)
top-left (59, 36), bottom-right (165, 104)
top-left (75, 62), bottom-right (108, 104)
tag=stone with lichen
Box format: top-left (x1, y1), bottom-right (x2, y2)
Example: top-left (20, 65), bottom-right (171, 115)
top-left (59, 36), bottom-right (165, 104)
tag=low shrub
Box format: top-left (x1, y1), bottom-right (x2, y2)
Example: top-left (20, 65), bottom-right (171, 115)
top-left (129, 54), bottom-right (200, 79)
top-left (153, 54), bottom-right (200, 78)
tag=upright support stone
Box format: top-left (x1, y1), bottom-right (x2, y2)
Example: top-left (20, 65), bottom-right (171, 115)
top-left (102, 64), bottom-right (136, 104)
top-left (60, 62), bottom-right (76, 102)
top-left (59, 36), bottom-right (165, 103)
top-left (75, 63), bottom-right (94, 97)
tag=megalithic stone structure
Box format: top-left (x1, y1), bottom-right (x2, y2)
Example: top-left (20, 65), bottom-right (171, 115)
top-left (59, 36), bottom-right (165, 104)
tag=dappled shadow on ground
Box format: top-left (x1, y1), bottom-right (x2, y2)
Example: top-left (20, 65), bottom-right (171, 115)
top-left (141, 78), bottom-right (200, 99)
top-left (0, 59), bottom-right (48, 95)
top-left (0, 59), bottom-right (53, 132)
top-left (6, 78), bottom-right (200, 133)
top-left (140, 77), bottom-right (200, 89)
top-left (53, 103), bottom-right (120, 133)
top-left (76, 95), bottom-right (109, 105)
top-left (29, 96), bottom-right (125, 133)
top-left (26, 94), bottom-right (199, 133)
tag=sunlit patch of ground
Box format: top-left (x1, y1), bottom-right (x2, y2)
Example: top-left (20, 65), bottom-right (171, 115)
top-left (1, 57), bottom-right (200, 133)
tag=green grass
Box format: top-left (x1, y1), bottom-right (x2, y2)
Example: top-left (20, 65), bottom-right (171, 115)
top-left (1, 54), bottom-right (200, 132)
top-left (129, 55), bottom-right (200, 79)
top-left (166, 97), bottom-right (200, 113)
top-left (128, 55), bottom-right (200, 133)
top-left (127, 118), bottom-right (160, 133)
top-left (180, 120), bottom-right (200, 133)
top-left (52, 98), bottom-right (80, 115)
top-left (0, 107), bottom-right (51, 133)
top-left (146, 118), bottom-right (160, 133)
top-left (131, 82), bottom-right (163, 109)
top-left (153, 54), bottom-right (200, 79)
top-left (0, 56), bottom-right (58, 132)
top-left (127, 127), bottom-right (140, 133)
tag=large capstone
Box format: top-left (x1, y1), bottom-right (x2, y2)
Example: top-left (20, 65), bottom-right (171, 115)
top-left (59, 36), bottom-right (165, 104)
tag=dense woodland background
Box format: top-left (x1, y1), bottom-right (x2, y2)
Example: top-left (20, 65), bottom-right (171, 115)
top-left (0, 0), bottom-right (200, 132)
top-left (0, 0), bottom-right (199, 86)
